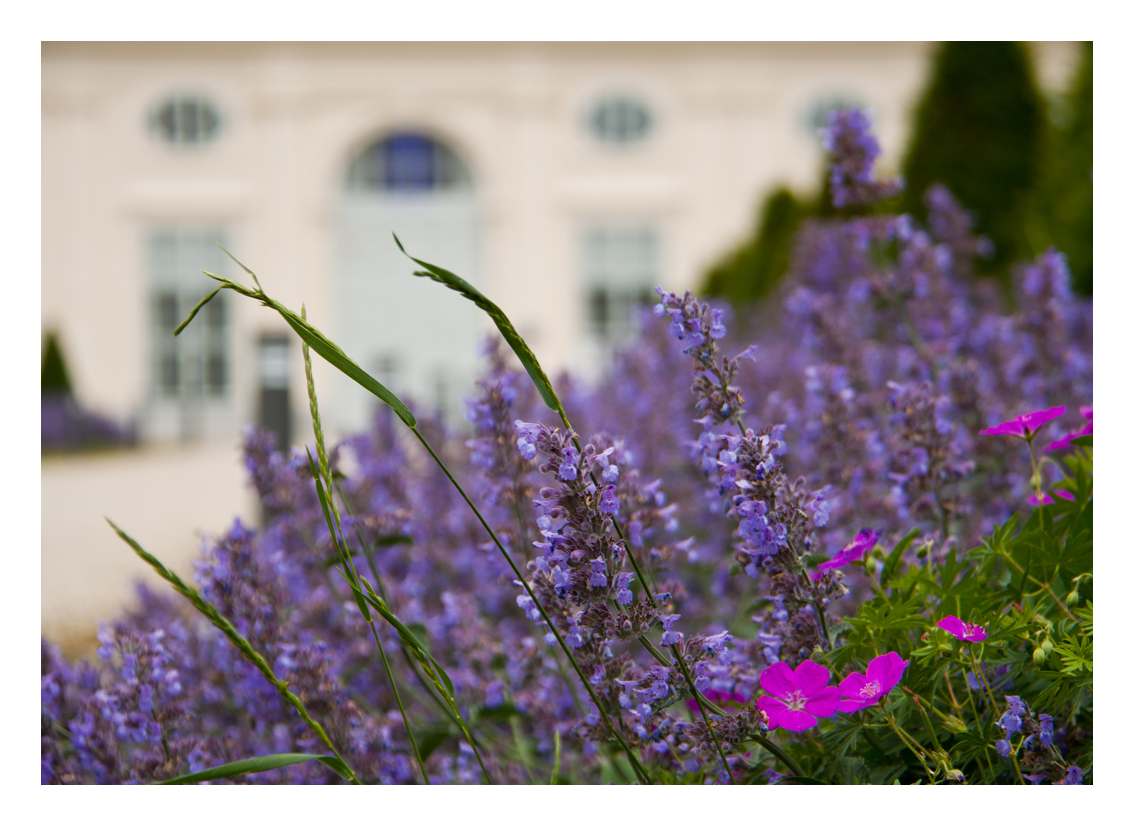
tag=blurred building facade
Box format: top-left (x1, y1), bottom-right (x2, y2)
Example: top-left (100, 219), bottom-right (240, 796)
top-left (42, 42), bottom-right (1078, 446)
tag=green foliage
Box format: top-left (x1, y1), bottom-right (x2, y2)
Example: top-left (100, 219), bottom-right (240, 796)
top-left (1028, 42), bottom-right (1092, 295)
top-left (41, 331), bottom-right (72, 396)
top-left (811, 446), bottom-right (1093, 784)
top-left (900, 42), bottom-right (1047, 277)
top-left (156, 753), bottom-right (351, 785)
top-left (702, 188), bottom-right (812, 304)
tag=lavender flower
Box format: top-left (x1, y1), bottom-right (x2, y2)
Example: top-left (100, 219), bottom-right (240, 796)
top-left (820, 108), bottom-right (903, 209)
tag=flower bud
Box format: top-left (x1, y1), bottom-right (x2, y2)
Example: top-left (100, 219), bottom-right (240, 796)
top-left (1032, 647), bottom-right (1048, 666)
top-left (941, 715), bottom-right (968, 734)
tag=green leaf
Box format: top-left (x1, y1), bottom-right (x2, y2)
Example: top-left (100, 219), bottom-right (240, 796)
top-left (156, 753), bottom-right (350, 784)
top-left (880, 527), bottom-right (920, 587)
top-left (1070, 434), bottom-right (1092, 447)
top-left (779, 776), bottom-right (828, 785)
top-left (415, 727), bottom-right (453, 762)
top-left (200, 257), bottom-right (416, 428)
top-left (1053, 635), bottom-right (1093, 675)
top-left (834, 757), bottom-right (870, 785)
top-left (393, 234), bottom-right (564, 420)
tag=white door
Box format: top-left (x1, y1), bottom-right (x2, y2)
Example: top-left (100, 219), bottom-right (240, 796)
top-left (332, 134), bottom-right (484, 435)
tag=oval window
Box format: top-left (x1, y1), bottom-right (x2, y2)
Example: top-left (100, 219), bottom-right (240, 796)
top-left (589, 97), bottom-right (653, 144)
top-left (152, 96), bottom-right (222, 145)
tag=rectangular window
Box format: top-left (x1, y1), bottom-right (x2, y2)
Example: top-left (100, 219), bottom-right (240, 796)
top-left (149, 229), bottom-right (230, 401)
top-left (583, 227), bottom-right (659, 343)
top-left (258, 334), bottom-right (290, 451)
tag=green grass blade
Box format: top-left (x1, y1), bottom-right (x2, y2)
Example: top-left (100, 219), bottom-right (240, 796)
top-left (200, 269), bottom-right (416, 428)
top-left (393, 234), bottom-right (564, 419)
top-left (155, 753), bottom-right (350, 784)
top-left (306, 450), bottom-right (372, 622)
top-left (173, 287), bottom-right (223, 336)
top-left (551, 730), bottom-right (562, 785)
top-left (359, 579), bottom-right (455, 696)
top-left (216, 242), bottom-right (261, 290)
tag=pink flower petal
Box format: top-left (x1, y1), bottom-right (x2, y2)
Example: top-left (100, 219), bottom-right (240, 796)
top-left (937, 616), bottom-right (966, 638)
top-left (777, 708), bottom-right (819, 732)
top-left (793, 660), bottom-right (832, 696)
top-left (757, 695), bottom-right (788, 731)
top-left (1080, 406), bottom-right (1092, 421)
top-left (981, 406), bottom-right (1065, 439)
top-left (1020, 406), bottom-right (1066, 432)
top-left (803, 685), bottom-right (842, 718)
top-left (866, 652), bottom-right (908, 691)
top-left (964, 625), bottom-right (987, 643)
top-left (839, 672), bottom-right (868, 698)
top-left (1054, 489), bottom-right (1075, 502)
top-left (836, 697), bottom-right (871, 713)
top-left (759, 662), bottom-right (797, 699)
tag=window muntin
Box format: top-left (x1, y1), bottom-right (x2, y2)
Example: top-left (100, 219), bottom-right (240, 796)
top-left (152, 96), bottom-right (222, 145)
top-left (149, 229), bottom-right (230, 400)
top-left (346, 132), bottom-right (472, 192)
top-left (583, 227), bottom-right (659, 342)
top-left (589, 97), bottom-right (653, 144)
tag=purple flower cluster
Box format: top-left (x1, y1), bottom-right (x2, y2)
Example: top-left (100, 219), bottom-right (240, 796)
top-left (820, 107), bottom-right (903, 209)
top-left (41, 107), bottom-right (1091, 784)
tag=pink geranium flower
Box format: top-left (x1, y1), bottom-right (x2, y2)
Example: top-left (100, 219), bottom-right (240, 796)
top-left (756, 660), bottom-right (841, 732)
top-left (817, 528), bottom-right (881, 573)
top-left (1045, 406), bottom-right (1092, 452)
top-left (980, 406), bottom-right (1065, 441)
top-left (685, 689), bottom-right (747, 714)
top-left (1027, 489), bottom-right (1074, 506)
top-left (836, 652), bottom-right (910, 713)
top-left (937, 615), bottom-right (987, 642)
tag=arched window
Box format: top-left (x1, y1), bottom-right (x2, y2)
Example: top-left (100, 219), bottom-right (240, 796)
top-left (345, 132), bottom-right (471, 192)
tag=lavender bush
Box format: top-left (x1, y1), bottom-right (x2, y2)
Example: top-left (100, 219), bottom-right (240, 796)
top-left (42, 109), bottom-right (1091, 784)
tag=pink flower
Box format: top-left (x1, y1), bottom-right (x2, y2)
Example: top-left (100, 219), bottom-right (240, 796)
top-left (1045, 406), bottom-right (1092, 452)
top-left (937, 615), bottom-right (987, 642)
top-left (980, 406), bottom-right (1065, 441)
top-left (836, 652), bottom-right (909, 713)
top-left (756, 660), bottom-right (841, 732)
top-left (685, 689), bottom-right (746, 714)
top-left (1027, 489), bottom-right (1075, 506)
top-left (817, 528), bottom-right (881, 573)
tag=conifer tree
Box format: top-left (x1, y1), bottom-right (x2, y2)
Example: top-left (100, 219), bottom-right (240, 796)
top-left (900, 41), bottom-right (1047, 277)
top-left (1030, 42), bottom-right (1092, 295)
top-left (41, 331), bottom-right (73, 397)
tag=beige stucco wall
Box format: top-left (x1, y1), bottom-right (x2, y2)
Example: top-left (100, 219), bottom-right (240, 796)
top-left (41, 41), bottom-right (1078, 439)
